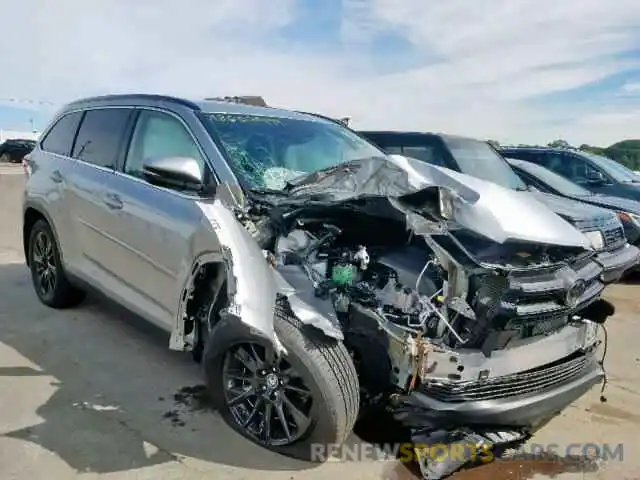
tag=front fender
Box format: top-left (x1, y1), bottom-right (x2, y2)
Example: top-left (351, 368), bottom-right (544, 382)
top-left (192, 199), bottom-right (342, 356)
top-left (196, 199), bottom-right (280, 349)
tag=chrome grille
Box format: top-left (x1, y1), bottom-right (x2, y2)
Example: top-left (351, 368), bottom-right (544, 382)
top-left (502, 258), bottom-right (604, 319)
top-left (604, 226), bottom-right (625, 249)
top-left (422, 351), bottom-right (592, 402)
top-left (504, 312), bottom-right (568, 336)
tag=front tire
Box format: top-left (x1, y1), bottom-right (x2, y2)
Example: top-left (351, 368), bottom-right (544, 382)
top-left (28, 219), bottom-right (86, 308)
top-left (203, 302), bottom-right (360, 461)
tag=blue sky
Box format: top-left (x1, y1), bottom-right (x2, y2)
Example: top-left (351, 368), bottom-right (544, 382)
top-left (2, 0), bottom-right (640, 146)
top-left (0, 105), bottom-right (51, 132)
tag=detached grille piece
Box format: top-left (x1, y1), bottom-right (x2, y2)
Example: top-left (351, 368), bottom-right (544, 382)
top-left (422, 350), bottom-right (593, 403)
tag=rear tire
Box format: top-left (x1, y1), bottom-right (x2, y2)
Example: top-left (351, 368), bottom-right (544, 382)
top-left (27, 219), bottom-right (86, 308)
top-left (203, 302), bottom-right (360, 461)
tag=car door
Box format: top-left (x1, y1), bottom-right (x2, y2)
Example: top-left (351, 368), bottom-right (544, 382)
top-left (564, 153), bottom-right (615, 195)
top-left (541, 152), bottom-right (613, 194)
top-left (98, 108), bottom-right (212, 331)
top-left (65, 108), bottom-right (135, 291)
top-left (30, 111), bottom-right (85, 272)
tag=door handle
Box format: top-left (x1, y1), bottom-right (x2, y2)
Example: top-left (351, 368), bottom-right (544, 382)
top-left (50, 170), bottom-right (63, 183)
top-left (103, 192), bottom-right (123, 210)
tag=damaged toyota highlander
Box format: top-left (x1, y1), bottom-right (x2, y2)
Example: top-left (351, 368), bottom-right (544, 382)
top-left (22, 95), bottom-right (612, 480)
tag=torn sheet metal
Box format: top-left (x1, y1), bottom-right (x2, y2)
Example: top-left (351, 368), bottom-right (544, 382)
top-left (193, 198), bottom-right (344, 348)
top-left (272, 268), bottom-right (344, 340)
top-left (196, 199), bottom-right (280, 349)
top-left (386, 155), bottom-right (593, 249)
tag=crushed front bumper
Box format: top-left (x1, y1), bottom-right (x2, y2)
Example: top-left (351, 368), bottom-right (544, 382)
top-left (394, 348), bottom-right (604, 479)
top-left (413, 351), bottom-right (601, 428)
top-left (395, 348), bottom-right (603, 430)
top-left (595, 243), bottom-right (640, 283)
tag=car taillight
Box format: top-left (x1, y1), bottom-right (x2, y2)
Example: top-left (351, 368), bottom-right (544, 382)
top-left (22, 156), bottom-right (32, 177)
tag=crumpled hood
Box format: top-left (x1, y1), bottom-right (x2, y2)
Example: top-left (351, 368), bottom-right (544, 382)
top-left (526, 191), bottom-right (616, 224)
top-left (385, 155), bottom-right (592, 249)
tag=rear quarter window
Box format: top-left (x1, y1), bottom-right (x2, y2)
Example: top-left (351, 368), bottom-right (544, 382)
top-left (503, 150), bottom-right (548, 165)
top-left (40, 111), bottom-right (84, 157)
top-left (361, 133), bottom-right (448, 167)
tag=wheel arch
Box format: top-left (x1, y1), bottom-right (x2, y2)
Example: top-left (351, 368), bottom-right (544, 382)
top-left (23, 204), bottom-right (59, 267)
top-left (172, 252), bottom-right (245, 352)
top-left (172, 251), bottom-right (345, 356)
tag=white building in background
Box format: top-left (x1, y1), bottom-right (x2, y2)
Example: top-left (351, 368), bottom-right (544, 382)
top-left (0, 129), bottom-right (40, 142)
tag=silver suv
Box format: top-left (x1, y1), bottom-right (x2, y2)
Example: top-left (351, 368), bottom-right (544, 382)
top-left (23, 95), bottom-right (613, 479)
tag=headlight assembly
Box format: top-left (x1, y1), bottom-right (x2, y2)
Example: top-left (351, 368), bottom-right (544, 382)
top-left (617, 211), bottom-right (640, 228)
top-left (583, 230), bottom-right (604, 250)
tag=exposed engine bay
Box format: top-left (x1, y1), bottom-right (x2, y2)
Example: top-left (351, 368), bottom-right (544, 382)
top-left (215, 157), bottom-right (612, 479)
top-left (239, 199), bottom-right (609, 478)
top-left (242, 199), bottom-right (603, 390)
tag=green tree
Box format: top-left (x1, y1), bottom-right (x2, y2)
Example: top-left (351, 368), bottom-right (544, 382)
top-left (548, 139), bottom-right (571, 149)
top-left (578, 144), bottom-right (605, 155)
top-left (604, 140), bottom-right (640, 170)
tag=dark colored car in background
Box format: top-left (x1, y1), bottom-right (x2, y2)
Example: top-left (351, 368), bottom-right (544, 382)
top-left (507, 157), bottom-right (640, 245)
top-left (500, 147), bottom-right (640, 202)
top-left (0, 139), bottom-right (37, 163)
top-left (358, 131), bottom-right (640, 283)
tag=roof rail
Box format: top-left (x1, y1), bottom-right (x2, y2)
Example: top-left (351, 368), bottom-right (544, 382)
top-left (66, 94), bottom-right (201, 110)
top-left (294, 111), bottom-right (350, 126)
top-left (205, 96), bottom-right (269, 107)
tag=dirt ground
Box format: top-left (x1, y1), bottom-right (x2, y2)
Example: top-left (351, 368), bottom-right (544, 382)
top-left (1, 164), bottom-right (639, 480)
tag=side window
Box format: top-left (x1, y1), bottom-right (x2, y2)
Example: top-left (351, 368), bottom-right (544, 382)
top-left (401, 145), bottom-right (446, 167)
top-left (505, 151), bottom-right (537, 163)
top-left (40, 111), bottom-right (83, 156)
top-left (542, 152), bottom-right (604, 185)
top-left (565, 154), bottom-right (610, 185)
top-left (124, 110), bottom-right (205, 179)
top-left (538, 152), bottom-right (570, 177)
top-left (72, 109), bottom-right (132, 168)
top-left (385, 146), bottom-right (404, 155)
top-left (360, 134), bottom-right (389, 150)
top-left (371, 135), bottom-right (447, 167)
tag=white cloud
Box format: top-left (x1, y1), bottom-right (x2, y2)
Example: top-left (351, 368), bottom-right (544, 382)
top-left (1, 0), bottom-right (640, 146)
top-left (622, 82), bottom-right (640, 92)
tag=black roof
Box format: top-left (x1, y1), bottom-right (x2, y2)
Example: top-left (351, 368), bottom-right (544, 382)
top-left (358, 130), bottom-right (478, 143)
top-left (500, 146), bottom-right (575, 153)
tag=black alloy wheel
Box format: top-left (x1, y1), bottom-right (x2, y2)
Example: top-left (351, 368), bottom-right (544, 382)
top-left (222, 342), bottom-right (313, 446)
top-left (27, 219), bottom-right (85, 308)
top-left (31, 229), bottom-right (58, 301)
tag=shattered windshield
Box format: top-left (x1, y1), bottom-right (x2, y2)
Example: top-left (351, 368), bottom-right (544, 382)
top-left (443, 137), bottom-right (528, 191)
top-left (202, 113), bottom-right (384, 190)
